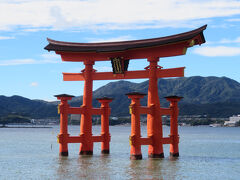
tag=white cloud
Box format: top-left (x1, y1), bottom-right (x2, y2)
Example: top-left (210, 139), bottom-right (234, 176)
top-left (30, 82), bottom-right (38, 87)
top-left (227, 18), bottom-right (240, 22)
top-left (0, 54), bottom-right (59, 66)
top-left (193, 46), bottom-right (240, 57)
top-left (0, 59), bottom-right (36, 66)
top-left (219, 37), bottom-right (240, 44)
top-left (202, 36), bottom-right (240, 45)
top-left (41, 53), bottom-right (59, 60)
top-left (0, 36), bottom-right (15, 40)
top-left (87, 35), bottom-right (133, 43)
top-left (0, 0), bottom-right (240, 31)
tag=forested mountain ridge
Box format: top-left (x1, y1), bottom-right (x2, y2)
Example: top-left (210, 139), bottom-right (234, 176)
top-left (1, 76), bottom-right (240, 118)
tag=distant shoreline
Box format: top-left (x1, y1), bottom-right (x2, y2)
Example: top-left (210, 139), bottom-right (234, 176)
top-left (0, 126), bottom-right (52, 128)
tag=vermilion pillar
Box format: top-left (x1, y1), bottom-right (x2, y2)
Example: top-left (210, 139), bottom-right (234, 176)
top-left (80, 60), bottom-right (94, 155)
top-left (55, 94), bottom-right (74, 156)
top-left (165, 96), bottom-right (183, 157)
top-left (147, 57), bottom-right (164, 158)
top-left (126, 92), bottom-right (146, 160)
top-left (97, 97), bottom-right (113, 154)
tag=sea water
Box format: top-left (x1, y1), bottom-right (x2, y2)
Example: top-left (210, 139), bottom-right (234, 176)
top-left (0, 125), bottom-right (240, 180)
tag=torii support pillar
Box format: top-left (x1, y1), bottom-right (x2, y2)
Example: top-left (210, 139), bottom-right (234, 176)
top-left (79, 60), bottom-right (94, 155)
top-left (126, 92), bottom-right (146, 160)
top-left (147, 57), bottom-right (164, 158)
top-left (165, 96), bottom-right (183, 157)
top-left (55, 94), bottom-right (75, 156)
top-left (97, 97), bottom-right (113, 154)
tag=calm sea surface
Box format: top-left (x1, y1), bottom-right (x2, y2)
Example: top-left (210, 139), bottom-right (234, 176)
top-left (0, 125), bottom-right (240, 180)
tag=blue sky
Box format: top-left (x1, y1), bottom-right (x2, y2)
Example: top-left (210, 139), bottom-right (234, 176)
top-left (0, 0), bottom-right (240, 101)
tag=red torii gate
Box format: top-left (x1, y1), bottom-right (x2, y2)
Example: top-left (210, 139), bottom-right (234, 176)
top-left (45, 25), bottom-right (207, 159)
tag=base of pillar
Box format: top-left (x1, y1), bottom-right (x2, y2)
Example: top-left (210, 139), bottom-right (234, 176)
top-left (59, 151), bottom-right (68, 156)
top-left (101, 150), bottom-right (110, 154)
top-left (170, 152), bottom-right (179, 157)
top-left (79, 151), bottom-right (93, 155)
top-left (130, 154), bottom-right (142, 160)
top-left (148, 153), bottom-right (164, 158)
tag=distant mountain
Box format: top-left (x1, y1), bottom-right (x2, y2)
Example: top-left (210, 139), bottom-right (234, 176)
top-left (0, 95), bottom-right (57, 118)
top-left (70, 76), bottom-right (240, 117)
top-left (0, 76), bottom-right (240, 118)
top-left (161, 76), bottom-right (240, 104)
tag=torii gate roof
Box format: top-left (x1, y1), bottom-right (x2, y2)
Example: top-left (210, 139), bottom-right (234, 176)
top-left (44, 25), bottom-right (207, 61)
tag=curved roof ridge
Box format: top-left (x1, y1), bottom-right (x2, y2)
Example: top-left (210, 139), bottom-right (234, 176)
top-left (45, 25), bottom-right (207, 52)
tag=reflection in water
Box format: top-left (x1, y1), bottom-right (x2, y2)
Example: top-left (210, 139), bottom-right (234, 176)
top-left (128, 160), bottom-right (145, 179)
top-left (146, 159), bottom-right (164, 180)
top-left (56, 156), bottom-right (73, 179)
top-left (77, 155), bottom-right (95, 179)
top-left (56, 154), bottom-right (180, 179)
top-left (167, 157), bottom-right (179, 180)
top-left (169, 156), bottom-right (179, 162)
top-left (56, 155), bottom-right (113, 179)
top-left (126, 157), bottom-right (180, 180)
top-left (76, 155), bottom-right (112, 179)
